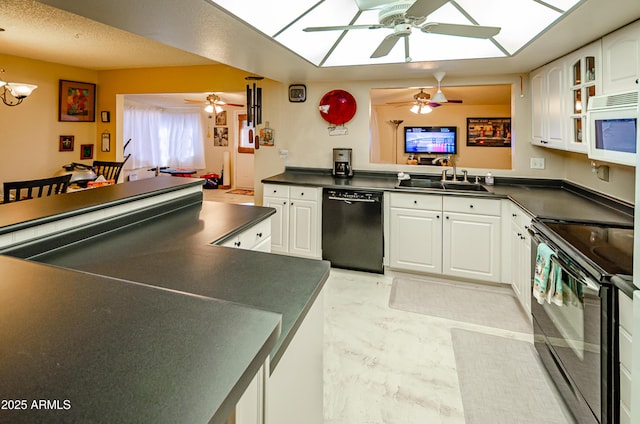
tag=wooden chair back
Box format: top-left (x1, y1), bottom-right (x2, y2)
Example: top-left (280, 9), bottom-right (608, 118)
top-left (3, 174), bottom-right (72, 203)
top-left (92, 154), bottom-right (130, 182)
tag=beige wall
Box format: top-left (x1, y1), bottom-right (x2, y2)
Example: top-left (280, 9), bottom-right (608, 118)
top-left (0, 54), bottom-right (634, 204)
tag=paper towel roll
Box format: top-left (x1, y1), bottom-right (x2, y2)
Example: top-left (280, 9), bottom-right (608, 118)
top-left (223, 151), bottom-right (230, 186)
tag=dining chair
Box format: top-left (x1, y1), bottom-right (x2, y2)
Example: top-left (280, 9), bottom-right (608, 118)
top-left (3, 174), bottom-right (72, 203)
top-left (92, 154), bottom-right (131, 183)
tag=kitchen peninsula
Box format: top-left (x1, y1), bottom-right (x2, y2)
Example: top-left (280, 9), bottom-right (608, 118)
top-left (0, 177), bottom-right (330, 424)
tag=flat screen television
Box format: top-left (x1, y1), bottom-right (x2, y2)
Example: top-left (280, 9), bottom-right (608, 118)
top-left (404, 126), bottom-right (457, 155)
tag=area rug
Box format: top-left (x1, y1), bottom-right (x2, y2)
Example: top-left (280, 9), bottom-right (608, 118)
top-left (452, 328), bottom-right (569, 424)
top-left (226, 189), bottom-right (254, 196)
top-left (389, 277), bottom-right (531, 333)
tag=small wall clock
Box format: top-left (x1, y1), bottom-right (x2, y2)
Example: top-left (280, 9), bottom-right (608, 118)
top-left (288, 84), bottom-right (306, 102)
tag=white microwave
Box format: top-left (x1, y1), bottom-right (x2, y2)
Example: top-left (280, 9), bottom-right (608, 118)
top-left (586, 90), bottom-right (638, 166)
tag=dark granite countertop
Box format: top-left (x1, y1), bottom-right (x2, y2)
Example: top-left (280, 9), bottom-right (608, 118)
top-left (0, 178), bottom-right (331, 424)
top-left (8, 200), bottom-right (330, 372)
top-left (0, 256), bottom-right (281, 424)
top-left (263, 168), bottom-right (634, 226)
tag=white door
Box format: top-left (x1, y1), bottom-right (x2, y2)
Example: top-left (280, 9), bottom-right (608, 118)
top-left (235, 113), bottom-right (255, 189)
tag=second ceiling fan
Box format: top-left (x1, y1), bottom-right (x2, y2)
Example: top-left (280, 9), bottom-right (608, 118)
top-left (304, 0), bottom-right (501, 62)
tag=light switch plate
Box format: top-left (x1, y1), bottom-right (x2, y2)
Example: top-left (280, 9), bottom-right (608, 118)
top-left (530, 158), bottom-right (545, 169)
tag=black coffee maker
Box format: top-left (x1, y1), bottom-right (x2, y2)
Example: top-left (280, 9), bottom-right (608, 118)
top-left (333, 148), bottom-right (353, 178)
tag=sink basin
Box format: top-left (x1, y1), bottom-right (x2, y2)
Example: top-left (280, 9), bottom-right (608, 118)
top-left (396, 178), bottom-right (488, 193)
top-left (442, 182), bottom-right (489, 192)
top-left (396, 179), bottom-right (443, 189)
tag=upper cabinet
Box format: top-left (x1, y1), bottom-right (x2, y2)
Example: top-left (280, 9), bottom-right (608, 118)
top-left (565, 42), bottom-right (601, 153)
top-left (531, 59), bottom-right (566, 149)
top-left (531, 41), bottom-right (600, 153)
top-left (602, 20), bottom-right (640, 95)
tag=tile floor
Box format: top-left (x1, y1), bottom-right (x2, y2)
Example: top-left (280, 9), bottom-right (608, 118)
top-left (322, 268), bottom-right (573, 424)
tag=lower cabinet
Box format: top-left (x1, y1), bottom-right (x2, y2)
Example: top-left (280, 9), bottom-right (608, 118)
top-left (263, 184), bottom-right (321, 259)
top-left (389, 193), bottom-right (502, 283)
top-left (218, 218), bottom-right (272, 252)
top-left (507, 203), bottom-right (533, 314)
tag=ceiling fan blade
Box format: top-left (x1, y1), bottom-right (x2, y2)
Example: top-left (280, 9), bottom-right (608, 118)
top-left (405, 0), bottom-right (450, 19)
top-left (184, 99), bottom-right (205, 104)
top-left (421, 22), bottom-right (501, 38)
top-left (303, 24), bottom-right (384, 32)
top-left (446, 99), bottom-right (463, 103)
top-left (224, 103), bottom-right (245, 107)
top-left (371, 33), bottom-right (402, 58)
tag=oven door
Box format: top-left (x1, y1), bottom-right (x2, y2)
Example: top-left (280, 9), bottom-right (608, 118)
top-left (530, 231), bottom-right (606, 423)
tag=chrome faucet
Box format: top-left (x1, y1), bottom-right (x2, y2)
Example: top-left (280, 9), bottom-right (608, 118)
top-left (462, 169), bottom-right (468, 182)
top-left (441, 169), bottom-right (450, 181)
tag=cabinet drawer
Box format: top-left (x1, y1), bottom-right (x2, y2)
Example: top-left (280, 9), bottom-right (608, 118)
top-left (390, 193), bottom-right (442, 210)
top-left (238, 219), bottom-right (272, 249)
top-left (619, 291), bottom-right (633, 334)
top-left (510, 204), bottom-right (532, 228)
top-left (444, 196), bottom-right (501, 216)
top-left (291, 186), bottom-right (317, 201)
top-left (263, 184), bottom-right (289, 198)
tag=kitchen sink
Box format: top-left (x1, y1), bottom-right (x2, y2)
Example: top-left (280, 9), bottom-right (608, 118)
top-left (396, 178), bottom-right (488, 193)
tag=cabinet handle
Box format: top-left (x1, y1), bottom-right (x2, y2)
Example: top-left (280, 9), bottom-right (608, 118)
top-left (512, 213), bottom-right (517, 217)
top-left (469, 204), bottom-right (474, 209)
top-left (541, 140), bottom-right (548, 144)
top-left (436, 215), bottom-right (440, 219)
top-left (256, 232), bottom-right (263, 238)
top-left (282, 201), bottom-right (287, 205)
top-left (234, 241), bottom-right (241, 247)
top-left (520, 236), bottom-right (526, 240)
top-left (446, 216), bottom-right (450, 219)
top-left (517, 232), bottom-right (522, 237)
top-left (414, 200), bottom-right (418, 204)
top-left (300, 192), bottom-right (304, 196)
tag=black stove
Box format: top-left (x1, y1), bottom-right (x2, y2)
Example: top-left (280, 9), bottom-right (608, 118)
top-left (534, 219), bottom-right (633, 280)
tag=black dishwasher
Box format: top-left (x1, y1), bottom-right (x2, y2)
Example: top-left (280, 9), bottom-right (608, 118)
top-left (322, 188), bottom-right (383, 274)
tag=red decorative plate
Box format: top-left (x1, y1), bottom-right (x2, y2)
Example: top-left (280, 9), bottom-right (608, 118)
top-left (319, 90), bottom-right (357, 125)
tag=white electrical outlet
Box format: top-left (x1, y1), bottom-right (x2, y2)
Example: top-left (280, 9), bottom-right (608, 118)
top-left (530, 158), bottom-right (545, 169)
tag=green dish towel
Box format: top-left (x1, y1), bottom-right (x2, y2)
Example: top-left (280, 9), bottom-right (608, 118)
top-left (533, 243), bottom-right (554, 304)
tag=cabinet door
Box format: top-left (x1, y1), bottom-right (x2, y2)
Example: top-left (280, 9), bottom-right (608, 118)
top-left (602, 20), bottom-right (640, 94)
top-left (545, 63), bottom-right (565, 147)
top-left (510, 221), bottom-right (524, 299)
top-left (289, 199), bottom-right (317, 258)
top-left (531, 69), bottom-right (546, 144)
top-left (442, 212), bottom-right (501, 282)
top-left (389, 207), bottom-right (442, 273)
top-left (263, 196), bottom-right (289, 253)
top-left (520, 232), bottom-right (532, 315)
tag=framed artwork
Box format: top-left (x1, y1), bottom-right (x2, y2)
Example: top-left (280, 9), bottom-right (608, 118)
top-left (101, 132), bottom-right (111, 152)
top-left (214, 127), bottom-right (229, 146)
top-left (215, 110), bottom-right (227, 126)
top-left (59, 80), bottom-right (96, 122)
top-left (80, 144), bottom-right (94, 160)
top-left (59, 135), bottom-right (74, 152)
top-left (101, 111), bottom-right (110, 123)
top-left (466, 117), bottom-right (512, 147)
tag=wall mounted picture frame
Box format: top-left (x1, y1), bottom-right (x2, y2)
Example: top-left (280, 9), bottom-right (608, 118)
top-left (59, 79), bottom-right (96, 122)
top-left (101, 111), bottom-right (110, 123)
top-left (214, 127), bottom-right (229, 146)
top-left (215, 110), bottom-right (227, 126)
top-left (466, 117), bottom-right (512, 147)
top-left (59, 135), bottom-right (74, 152)
top-left (80, 144), bottom-right (94, 160)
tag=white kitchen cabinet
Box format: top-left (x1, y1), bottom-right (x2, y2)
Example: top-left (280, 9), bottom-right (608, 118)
top-left (389, 193), bottom-right (443, 274)
top-left (442, 197), bottom-right (501, 283)
top-left (388, 193), bottom-right (501, 283)
top-left (219, 218), bottom-right (271, 252)
top-left (507, 203), bottom-right (533, 314)
top-left (263, 184), bottom-right (321, 259)
top-left (565, 41), bottom-right (601, 153)
top-left (602, 20), bottom-right (640, 95)
top-left (531, 59), bottom-right (566, 149)
top-left (234, 363), bottom-right (266, 424)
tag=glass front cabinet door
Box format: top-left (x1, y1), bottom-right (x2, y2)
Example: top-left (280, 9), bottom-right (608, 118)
top-left (566, 42), bottom-right (601, 153)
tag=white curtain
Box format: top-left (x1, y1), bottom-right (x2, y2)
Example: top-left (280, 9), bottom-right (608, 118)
top-left (124, 101), bottom-right (205, 169)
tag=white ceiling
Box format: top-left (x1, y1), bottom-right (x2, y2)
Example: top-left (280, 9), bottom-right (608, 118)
top-left (2, 0), bottom-right (636, 83)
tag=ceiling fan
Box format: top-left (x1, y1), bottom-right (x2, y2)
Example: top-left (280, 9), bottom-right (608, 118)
top-left (184, 93), bottom-right (244, 113)
top-left (387, 72), bottom-right (462, 111)
top-left (303, 0), bottom-right (501, 62)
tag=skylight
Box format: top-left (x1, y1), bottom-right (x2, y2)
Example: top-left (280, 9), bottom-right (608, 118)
top-left (206, 0), bottom-right (582, 67)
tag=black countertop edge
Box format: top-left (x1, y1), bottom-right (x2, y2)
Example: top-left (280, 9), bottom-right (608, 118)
top-left (0, 177), bottom-right (205, 236)
top-left (211, 205), bottom-right (277, 246)
top-left (269, 264), bottom-right (331, 373)
top-left (263, 168), bottom-right (634, 219)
